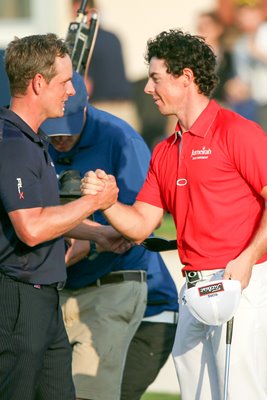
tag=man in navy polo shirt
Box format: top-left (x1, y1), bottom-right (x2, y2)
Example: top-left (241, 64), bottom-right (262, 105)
top-left (41, 71), bottom-right (178, 400)
top-left (0, 34), bottom-right (118, 400)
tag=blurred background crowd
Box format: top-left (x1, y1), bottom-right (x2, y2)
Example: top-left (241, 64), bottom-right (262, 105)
top-left (1, 0), bottom-right (267, 150)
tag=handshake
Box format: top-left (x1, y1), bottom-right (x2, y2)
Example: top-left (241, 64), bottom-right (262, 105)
top-left (81, 169), bottom-right (119, 210)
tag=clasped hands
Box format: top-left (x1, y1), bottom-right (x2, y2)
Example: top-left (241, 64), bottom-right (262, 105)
top-left (81, 169), bottom-right (119, 210)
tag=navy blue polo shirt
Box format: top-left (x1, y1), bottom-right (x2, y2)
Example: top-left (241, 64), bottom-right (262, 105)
top-left (0, 107), bottom-right (66, 284)
top-left (48, 105), bottom-right (178, 315)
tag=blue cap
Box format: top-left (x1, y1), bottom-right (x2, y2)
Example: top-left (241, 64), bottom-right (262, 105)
top-left (41, 71), bottom-right (88, 136)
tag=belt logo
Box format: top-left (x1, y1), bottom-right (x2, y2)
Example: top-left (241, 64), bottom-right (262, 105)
top-left (198, 282), bottom-right (224, 296)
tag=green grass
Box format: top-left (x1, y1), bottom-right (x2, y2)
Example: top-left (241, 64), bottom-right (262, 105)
top-left (154, 213), bottom-right (176, 240)
top-left (141, 393), bottom-right (181, 400)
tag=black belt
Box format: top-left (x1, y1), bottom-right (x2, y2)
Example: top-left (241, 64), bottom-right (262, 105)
top-left (45, 281), bottom-right (66, 291)
top-left (32, 281), bottom-right (66, 291)
top-left (0, 271), bottom-right (66, 291)
top-left (90, 270), bottom-right (147, 287)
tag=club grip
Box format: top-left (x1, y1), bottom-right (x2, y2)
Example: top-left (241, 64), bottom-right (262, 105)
top-left (226, 317), bottom-right (234, 344)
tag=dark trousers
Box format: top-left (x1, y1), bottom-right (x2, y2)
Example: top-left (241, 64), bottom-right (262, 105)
top-left (121, 321), bottom-right (177, 400)
top-left (0, 273), bottom-right (75, 400)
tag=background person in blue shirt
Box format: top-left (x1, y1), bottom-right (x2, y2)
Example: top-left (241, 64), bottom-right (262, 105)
top-left (41, 72), bottom-right (178, 400)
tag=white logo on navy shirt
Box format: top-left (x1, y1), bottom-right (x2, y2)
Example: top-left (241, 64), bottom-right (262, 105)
top-left (16, 178), bottom-right (24, 200)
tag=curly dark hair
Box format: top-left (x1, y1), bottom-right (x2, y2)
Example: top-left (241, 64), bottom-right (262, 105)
top-left (144, 29), bottom-right (219, 97)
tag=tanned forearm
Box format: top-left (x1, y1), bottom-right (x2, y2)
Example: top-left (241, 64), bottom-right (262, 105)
top-left (224, 200), bottom-right (267, 289)
top-left (66, 218), bottom-right (102, 240)
top-left (103, 201), bottom-right (164, 243)
top-left (239, 207), bottom-right (267, 266)
top-left (9, 195), bottom-right (111, 247)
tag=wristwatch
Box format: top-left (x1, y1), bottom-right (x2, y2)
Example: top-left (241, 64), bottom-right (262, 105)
top-left (87, 240), bottom-right (98, 260)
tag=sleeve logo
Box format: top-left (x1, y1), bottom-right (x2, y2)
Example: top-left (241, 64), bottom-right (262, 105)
top-left (16, 178), bottom-right (24, 200)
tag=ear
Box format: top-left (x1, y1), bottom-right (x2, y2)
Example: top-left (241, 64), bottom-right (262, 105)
top-left (182, 68), bottom-right (194, 86)
top-left (32, 73), bottom-right (44, 95)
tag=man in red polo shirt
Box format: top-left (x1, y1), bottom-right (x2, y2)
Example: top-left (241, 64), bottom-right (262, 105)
top-left (81, 29), bottom-right (267, 399)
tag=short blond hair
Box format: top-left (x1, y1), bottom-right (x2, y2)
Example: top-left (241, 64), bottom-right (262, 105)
top-left (5, 33), bottom-right (70, 96)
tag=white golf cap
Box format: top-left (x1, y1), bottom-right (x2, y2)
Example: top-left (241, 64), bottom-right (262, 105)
top-left (183, 279), bottom-right (241, 326)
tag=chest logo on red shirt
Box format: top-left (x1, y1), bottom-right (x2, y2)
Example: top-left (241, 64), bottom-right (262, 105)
top-left (16, 178), bottom-right (24, 200)
top-left (176, 178), bottom-right (188, 186)
top-left (191, 147), bottom-right (212, 160)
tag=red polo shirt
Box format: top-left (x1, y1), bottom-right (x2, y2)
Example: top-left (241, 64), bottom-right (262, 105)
top-left (137, 100), bottom-right (267, 272)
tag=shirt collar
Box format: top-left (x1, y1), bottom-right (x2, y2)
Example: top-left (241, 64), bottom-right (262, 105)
top-left (188, 100), bottom-right (220, 138)
top-left (171, 129), bottom-right (181, 144)
top-left (170, 99), bottom-right (221, 145)
top-left (0, 106), bottom-right (44, 144)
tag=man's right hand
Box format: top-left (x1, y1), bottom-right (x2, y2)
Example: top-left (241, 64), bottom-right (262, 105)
top-left (96, 225), bottom-right (133, 253)
top-left (81, 169), bottom-right (119, 210)
top-left (65, 226), bottom-right (133, 267)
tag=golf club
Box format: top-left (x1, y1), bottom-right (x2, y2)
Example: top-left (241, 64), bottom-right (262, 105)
top-left (141, 237), bottom-right (177, 252)
top-left (223, 316), bottom-right (234, 400)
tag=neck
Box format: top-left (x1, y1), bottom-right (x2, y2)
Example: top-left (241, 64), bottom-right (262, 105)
top-left (10, 96), bottom-right (43, 134)
top-left (178, 94), bottom-right (210, 133)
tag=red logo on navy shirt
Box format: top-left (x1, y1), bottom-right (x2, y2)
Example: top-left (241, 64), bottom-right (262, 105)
top-left (16, 178), bottom-right (24, 200)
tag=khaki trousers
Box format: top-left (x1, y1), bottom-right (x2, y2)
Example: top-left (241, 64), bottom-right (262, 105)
top-left (60, 278), bottom-right (147, 400)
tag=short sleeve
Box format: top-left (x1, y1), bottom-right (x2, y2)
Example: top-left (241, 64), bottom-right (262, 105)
top-left (137, 147), bottom-right (168, 210)
top-left (0, 138), bottom-right (43, 212)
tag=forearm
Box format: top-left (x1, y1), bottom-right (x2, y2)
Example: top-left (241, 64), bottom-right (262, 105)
top-left (224, 206), bottom-right (267, 289)
top-left (67, 219), bottom-right (100, 239)
top-left (80, 169), bottom-right (164, 242)
top-left (241, 207), bottom-right (267, 264)
top-left (103, 201), bottom-right (162, 243)
top-left (9, 195), bottom-right (102, 246)
top-left (66, 219), bottom-right (110, 242)
top-left (10, 170), bottom-right (119, 247)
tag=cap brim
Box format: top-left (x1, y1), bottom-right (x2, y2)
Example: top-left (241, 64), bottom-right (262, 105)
top-left (42, 110), bottom-right (84, 136)
top-left (184, 279), bottom-right (241, 325)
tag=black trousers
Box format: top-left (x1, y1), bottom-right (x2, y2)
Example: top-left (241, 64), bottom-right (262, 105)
top-left (0, 273), bottom-right (75, 400)
top-left (121, 320), bottom-right (177, 400)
